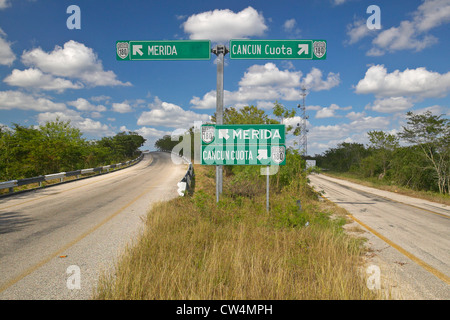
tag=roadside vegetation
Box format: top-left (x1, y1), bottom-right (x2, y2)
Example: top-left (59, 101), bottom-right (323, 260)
top-left (94, 162), bottom-right (383, 300)
top-left (315, 111), bottom-right (450, 202)
top-left (0, 119), bottom-right (146, 182)
top-left (94, 104), bottom-right (384, 300)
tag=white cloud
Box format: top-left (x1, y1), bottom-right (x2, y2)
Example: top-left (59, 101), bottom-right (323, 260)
top-left (138, 97), bottom-right (211, 128)
top-left (37, 110), bottom-right (113, 136)
top-left (365, 97), bottom-right (413, 113)
top-left (414, 0), bottom-right (450, 32)
top-left (135, 126), bottom-right (171, 139)
top-left (283, 19), bottom-right (296, 31)
top-left (112, 102), bottom-right (133, 113)
top-left (367, 0), bottom-right (450, 55)
top-left (239, 62), bottom-right (301, 88)
top-left (345, 19), bottom-right (373, 45)
top-left (315, 104), bottom-right (352, 118)
top-left (191, 63), bottom-right (340, 109)
top-left (68, 98), bottom-right (107, 112)
top-left (21, 40), bottom-right (131, 87)
top-left (283, 18), bottom-right (301, 37)
top-left (370, 20), bottom-right (437, 54)
top-left (355, 64), bottom-right (450, 98)
top-left (182, 7), bottom-right (268, 42)
top-left (4, 68), bottom-right (83, 92)
top-left (0, 0), bottom-right (11, 10)
top-left (301, 67), bottom-right (340, 91)
top-left (0, 28), bottom-right (15, 66)
top-left (0, 90), bottom-right (66, 111)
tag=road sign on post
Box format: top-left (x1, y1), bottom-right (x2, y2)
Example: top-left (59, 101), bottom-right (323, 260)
top-left (201, 124), bottom-right (286, 166)
top-left (229, 39), bottom-right (326, 60)
top-left (116, 40), bottom-right (211, 61)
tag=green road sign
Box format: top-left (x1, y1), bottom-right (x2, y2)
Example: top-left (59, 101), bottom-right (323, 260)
top-left (201, 144), bottom-right (286, 166)
top-left (201, 124), bottom-right (286, 165)
top-left (116, 40), bottom-right (211, 61)
top-left (229, 39), bottom-right (326, 60)
top-left (201, 124), bottom-right (285, 146)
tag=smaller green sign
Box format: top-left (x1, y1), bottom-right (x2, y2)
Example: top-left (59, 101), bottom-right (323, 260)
top-left (116, 40), bottom-right (211, 61)
top-left (229, 39), bottom-right (326, 60)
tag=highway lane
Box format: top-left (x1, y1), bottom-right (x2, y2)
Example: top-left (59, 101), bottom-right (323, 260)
top-left (0, 152), bottom-right (187, 299)
top-left (308, 174), bottom-right (450, 299)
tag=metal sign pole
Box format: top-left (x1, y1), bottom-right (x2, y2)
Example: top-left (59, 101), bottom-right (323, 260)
top-left (266, 165), bottom-right (270, 213)
top-left (212, 45), bottom-right (228, 203)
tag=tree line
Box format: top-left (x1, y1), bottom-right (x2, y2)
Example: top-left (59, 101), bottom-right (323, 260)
top-left (0, 119), bottom-right (146, 181)
top-left (315, 111), bottom-right (450, 195)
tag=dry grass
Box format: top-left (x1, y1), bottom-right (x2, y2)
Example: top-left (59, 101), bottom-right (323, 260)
top-left (94, 165), bottom-right (384, 300)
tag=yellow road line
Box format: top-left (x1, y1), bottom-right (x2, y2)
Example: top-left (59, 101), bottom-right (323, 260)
top-left (0, 184), bottom-right (157, 294)
top-left (320, 194), bottom-right (450, 286)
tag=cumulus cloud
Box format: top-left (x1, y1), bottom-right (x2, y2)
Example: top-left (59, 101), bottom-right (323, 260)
top-left (4, 68), bottom-right (83, 92)
top-left (0, 0), bottom-right (11, 10)
top-left (315, 104), bottom-right (352, 118)
top-left (367, 0), bottom-right (449, 55)
top-left (355, 64), bottom-right (450, 99)
top-left (37, 110), bottom-right (113, 136)
top-left (191, 63), bottom-right (340, 109)
top-left (21, 40), bottom-right (131, 88)
top-left (0, 28), bottom-right (15, 66)
top-left (0, 90), bottom-right (66, 111)
top-left (112, 102), bottom-right (133, 113)
top-left (301, 67), bottom-right (340, 91)
top-left (365, 97), bottom-right (414, 113)
top-left (67, 98), bottom-right (107, 112)
top-left (138, 97), bottom-right (211, 128)
top-left (182, 7), bottom-right (267, 42)
top-left (345, 19), bottom-right (373, 45)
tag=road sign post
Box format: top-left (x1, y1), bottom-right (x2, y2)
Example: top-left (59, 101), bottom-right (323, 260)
top-left (211, 45), bottom-right (229, 202)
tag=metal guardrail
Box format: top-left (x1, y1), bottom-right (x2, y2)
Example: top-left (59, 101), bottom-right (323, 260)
top-left (0, 153), bottom-right (144, 195)
top-left (159, 150), bottom-right (194, 196)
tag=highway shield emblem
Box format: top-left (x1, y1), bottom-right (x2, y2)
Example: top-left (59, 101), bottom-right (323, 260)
top-left (116, 42), bottom-right (129, 59)
top-left (201, 126), bottom-right (215, 144)
top-left (271, 146), bottom-right (285, 164)
top-left (313, 41), bottom-right (326, 59)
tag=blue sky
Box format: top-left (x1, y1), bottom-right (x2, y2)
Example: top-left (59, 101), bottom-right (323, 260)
top-left (0, 0), bottom-right (449, 155)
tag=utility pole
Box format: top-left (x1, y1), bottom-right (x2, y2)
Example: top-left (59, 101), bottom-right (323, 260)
top-left (212, 45), bottom-right (229, 202)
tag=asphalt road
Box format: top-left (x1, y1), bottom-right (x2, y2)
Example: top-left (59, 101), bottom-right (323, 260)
top-left (0, 152), bottom-right (187, 300)
top-left (308, 174), bottom-right (450, 299)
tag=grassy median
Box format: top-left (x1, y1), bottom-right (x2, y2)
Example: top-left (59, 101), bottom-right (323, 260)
top-left (94, 165), bottom-right (383, 300)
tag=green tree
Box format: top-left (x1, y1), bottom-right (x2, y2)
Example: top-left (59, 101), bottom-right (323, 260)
top-left (399, 111), bottom-right (450, 194)
top-left (212, 105), bottom-right (278, 125)
top-left (367, 130), bottom-right (399, 179)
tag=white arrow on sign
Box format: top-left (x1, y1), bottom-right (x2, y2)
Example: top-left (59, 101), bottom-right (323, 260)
top-left (298, 44), bottom-right (309, 55)
top-left (257, 149), bottom-right (268, 160)
top-left (218, 129), bottom-right (229, 140)
top-left (133, 45), bottom-right (143, 56)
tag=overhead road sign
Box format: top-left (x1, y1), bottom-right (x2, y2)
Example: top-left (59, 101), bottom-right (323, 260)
top-left (229, 39), bottom-right (326, 60)
top-left (116, 40), bottom-right (211, 61)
